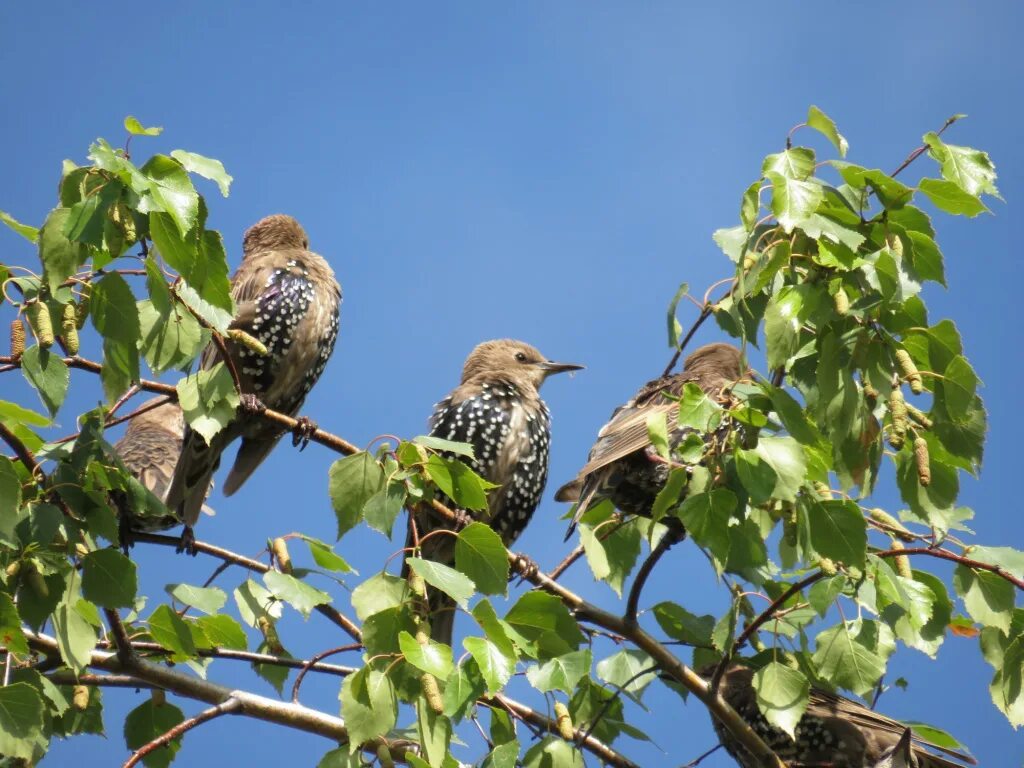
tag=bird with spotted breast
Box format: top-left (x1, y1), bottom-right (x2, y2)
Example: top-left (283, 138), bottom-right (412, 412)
top-left (556, 342), bottom-right (744, 539)
top-left (403, 339), bottom-right (582, 645)
top-left (110, 397), bottom-right (214, 542)
top-left (167, 214), bottom-right (341, 543)
top-left (703, 663), bottom-right (976, 768)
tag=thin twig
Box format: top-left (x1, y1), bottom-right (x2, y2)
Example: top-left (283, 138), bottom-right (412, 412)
top-left (0, 421), bottom-right (41, 479)
top-left (624, 523), bottom-right (686, 626)
top-left (878, 546), bottom-right (1024, 591)
top-left (123, 698), bottom-right (242, 768)
top-left (886, 114), bottom-right (961, 181)
top-left (681, 743), bottom-right (723, 768)
top-left (104, 608), bottom-right (137, 666)
top-left (291, 644), bottom-right (362, 703)
top-left (577, 665), bottom-right (660, 746)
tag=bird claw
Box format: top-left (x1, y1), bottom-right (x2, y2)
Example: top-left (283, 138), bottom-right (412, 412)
top-left (511, 553), bottom-right (539, 584)
top-left (117, 516), bottom-right (136, 556)
top-left (239, 394), bottom-right (267, 416)
top-left (291, 416), bottom-right (317, 450)
top-left (176, 526), bottom-right (198, 557)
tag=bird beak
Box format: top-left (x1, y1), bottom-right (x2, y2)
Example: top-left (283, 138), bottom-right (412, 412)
top-left (537, 360), bottom-right (584, 376)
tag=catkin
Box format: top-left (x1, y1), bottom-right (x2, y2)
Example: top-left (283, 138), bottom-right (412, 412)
top-left (26, 302), bottom-right (54, 348)
top-left (151, 689), bottom-right (166, 706)
top-left (554, 702), bottom-right (575, 740)
top-left (9, 319), bottom-right (25, 360)
top-left (75, 295), bottom-right (90, 329)
top-left (906, 403), bottom-right (933, 429)
top-left (376, 744), bottom-right (395, 768)
top-left (271, 538), bottom-right (292, 574)
top-left (228, 329), bottom-right (268, 356)
top-left (895, 349), bottom-right (924, 395)
top-left (888, 388), bottom-right (908, 450)
top-left (818, 557), bottom-right (837, 575)
top-left (891, 541), bottom-right (913, 579)
top-left (833, 287), bottom-right (850, 316)
top-left (914, 437), bottom-right (931, 486)
top-left (257, 616), bottom-right (285, 654)
top-left (72, 685), bottom-right (90, 711)
top-left (61, 303), bottom-right (79, 354)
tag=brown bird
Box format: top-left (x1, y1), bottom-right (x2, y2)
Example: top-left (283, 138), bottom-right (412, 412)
top-left (110, 398), bottom-right (213, 536)
top-left (167, 215), bottom-right (341, 536)
top-left (556, 342), bottom-right (743, 537)
top-left (704, 663), bottom-right (976, 768)
top-left (403, 339), bottom-right (581, 645)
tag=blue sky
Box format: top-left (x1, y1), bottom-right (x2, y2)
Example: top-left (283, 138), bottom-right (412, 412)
top-left (2, 2), bottom-right (1022, 765)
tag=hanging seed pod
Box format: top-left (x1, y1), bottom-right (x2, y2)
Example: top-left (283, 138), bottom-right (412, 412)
top-left (891, 540), bottom-right (913, 579)
top-left (813, 482), bottom-right (831, 500)
top-left (61, 303), bottom-right (80, 354)
top-left (906, 403), bottom-right (933, 429)
top-left (5, 561), bottom-right (21, 579)
top-left (151, 689), bottom-right (166, 707)
top-left (26, 302), bottom-right (54, 348)
top-left (894, 349), bottom-right (924, 394)
top-left (554, 701), bottom-right (575, 740)
top-left (886, 233), bottom-right (904, 258)
top-left (227, 329), bottom-right (268, 356)
top-left (376, 744), bottom-right (395, 768)
top-left (888, 388), bottom-right (908, 450)
top-left (257, 615), bottom-right (285, 654)
top-left (862, 381), bottom-right (879, 401)
top-left (818, 557), bottom-right (837, 575)
top-left (9, 319), bottom-right (25, 361)
top-left (72, 685), bottom-right (90, 711)
top-left (914, 437), bottom-right (931, 486)
top-left (868, 508), bottom-right (913, 541)
top-left (271, 537), bottom-right (292, 574)
top-left (833, 286), bottom-right (850, 316)
top-left (75, 295), bottom-right (90, 329)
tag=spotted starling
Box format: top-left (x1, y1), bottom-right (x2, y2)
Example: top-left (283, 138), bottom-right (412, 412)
top-left (704, 663), bottom-right (976, 768)
top-left (167, 214), bottom-right (342, 532)
top-left (110, 397), bottom-right (213, 535)
top-left (403, 339), bottom-right (581, 644)
top-left (556, 342), bottom-right (743, 536)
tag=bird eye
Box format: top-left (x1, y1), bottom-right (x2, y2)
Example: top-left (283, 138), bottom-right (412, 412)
top-left (515, 352), bottom-right (528, 363)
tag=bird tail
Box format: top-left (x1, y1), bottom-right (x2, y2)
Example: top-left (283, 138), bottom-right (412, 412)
top-left (563, 475), bottom-right (601, 541)
top-left (223, 435), bottom-right (283, 497)
top-left (167, 427), bottom-right (228, 527)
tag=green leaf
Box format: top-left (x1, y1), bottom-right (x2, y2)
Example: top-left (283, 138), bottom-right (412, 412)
top-left (139, 155), bottom-right (199, 234)
top-left (737, 437), bottom-right (806, 504)
top-left (170, 150), bottom-right (233, 196)
top-left (350, 572), bottom-right (408, 621)
top-left (20, 345), bottom-right (69, 417)
top-left (923, 132), bottom-right (999, 198)
top-left (91, 272), bottom-right (141, 344)
top-left (649, 468), bottom-right (688, 523)
top-left (646, 412), bottom-right (670, 460)
top-left (0, 210), bottom-right (38, 242)
top-left (124, 698), bottom-right (185, 768)
top-left (425, 455), bottom-right (494, 511)
top-left (677, 489), bottom-right (736, 563)
top-left (195, 614), bottom-right (247, 650)
top-left (53, 599), bottom-right (97, 673)
top-left (676, 381), bottom-right (724, 431)
top-left (176, 363), bottom-right (240, 444)
top-left (406, 558), bottom-right (475, 609)
top-left (938, 355), bottom-right (978, 423)
top-left (764, 284), bottom-right (814, 370)
top-left (505, 592), bottom-right (585, 658)
top-left (812, 620), bottom-right (891, 697)
top-left (580, 516), bottom-right (643, 596)
top-left (0, 683), bottom-right (44, 760)
top-left (753, 662), bottom-right (809, 738)
top-left (806, 106), bottom-right (848, 157)
top-left (362, 481), bottom-right (407, 538)
top-left (525, 649), bottom-right (591, 694)
top-left (596, 649), bottom-right (657, 699)
top-left (652, 602), bottom-right (714, 646)
top-left (443, 659), bottom-right (486, 721)
top-left (362, 607), bottom-right (416, 658)
top-left (918, 178), bottom-right (988, 217)
top-left (767, 172), bottom-right (824, 232)
top-left (483, 741), bottom-right (520, 768)
top-left (328, 452), bottom-right (384, 538)
top-left (713, 224), bottom-right (748, 263)
top-left (471, 600), bottom-right (516, 658)
top-left (455, 522), bottom-right (509, 595)
top-left (0, 399), bottom-right (50, 428)
top-left (806, 499), bottom-right (867, 568)
top-left (0, 592), bottom-right (28, 655)
top-left (463, 636), bottom-right (515, 693)
top-left (148, 604), bottom-right (197, 661)
top-left (81, 549), bottom-right (137, 608)
top-left (339, 667), bottom-right (397, 750)
top-left (666, 282), bottom-right (689, 348)
top-left (416, 694), bottom-right (452, 768)
top-left (768, 386), bottom-right (821, 446)
top-left (124, 116), bottom-right (163, 136)
top-left (263, 571), bottom-right (331, 619)
top-left (953, 565), bottom-right (1013, 633)
top-left (137, 299), bottom-right (203, 374)
top-left (412, 434), bottom-right (475, 460)
top-left (762, 147), bottom-right (815, 180)
top-left (990, 635), bottom-right (1024, 727)
top-left (100, 337), bottom-right (139, 403)
top-left (522, 737), bottom-right (584, 768)
top-left (303, 537), bottom-right (353, 573)
top-left (39, 208), bottom-right (88, 295)
top-left (166, 583), bottom-right (227, 615)
top-left (807, 575), bottom-right (846, 616)
top-left (399, 630), bottom-right (454, 678)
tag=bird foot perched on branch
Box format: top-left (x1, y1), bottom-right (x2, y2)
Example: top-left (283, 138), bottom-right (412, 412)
top-left (176, 526), bottom-right (198, 556)
top-left (511, 553), bottom-right (540, 584)
top-left (292, 416), bottom-right (317, 450)
top-left (239, 393), bottom-right (267, 416)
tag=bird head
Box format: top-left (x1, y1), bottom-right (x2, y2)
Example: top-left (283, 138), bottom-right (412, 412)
top-left (460, 339), bottom-right (583, 391)
top-left (126, 398), bottom-right (185, 438)
top-left (683, 342), bottom-right (745, 386)
top-left (242, 214), bottom-right (310, 255)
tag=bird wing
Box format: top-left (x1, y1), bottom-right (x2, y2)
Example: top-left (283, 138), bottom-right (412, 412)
top-left (808, 689), bottom-right (976, 767)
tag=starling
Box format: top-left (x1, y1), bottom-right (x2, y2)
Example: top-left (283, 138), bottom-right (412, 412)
top-left (167, 214), bottom-right (342, 532)
top-left (403, 339), bottom-right (581, 644)
top-left (704, 663), bottom-right (976, 768)
top-left (556, 342), bottom-right (743, 536)
top-left (110, 397), bottom-right (213, 535)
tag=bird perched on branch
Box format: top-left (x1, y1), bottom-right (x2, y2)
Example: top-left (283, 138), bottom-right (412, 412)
top-left (404, 339), bottom-right (581, 645)
top-left (556, 342), bottom-right (743, 537)
top-left (110, 398), bottom-right (213, 539)
top-left (167, 214), bottom-right (341, 538)
top-left (703, 663), bottom-right (976, 768)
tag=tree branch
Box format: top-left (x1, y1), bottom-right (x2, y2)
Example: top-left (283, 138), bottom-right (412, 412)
top-left (877, 546), bottom-right (1024, 591)
top-left (123, 698), bottom-right (242, 768)
top-left (0, 420), bottom-right (42, 479)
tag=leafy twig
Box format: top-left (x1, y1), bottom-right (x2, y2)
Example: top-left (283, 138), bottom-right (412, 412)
top-left (123, 698), bottom-right (242, 768)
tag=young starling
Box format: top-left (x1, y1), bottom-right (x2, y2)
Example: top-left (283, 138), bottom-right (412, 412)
top-left (704, 663), bottom-right (976, 768)
top-left (167, 214), bottom-right (341, 534)
top-left (404, 339), bottom-right (581, 644)
top-left (110, 398), bottom-right (213, 535)
top-left (556, 342), bottom-right (743, 536)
